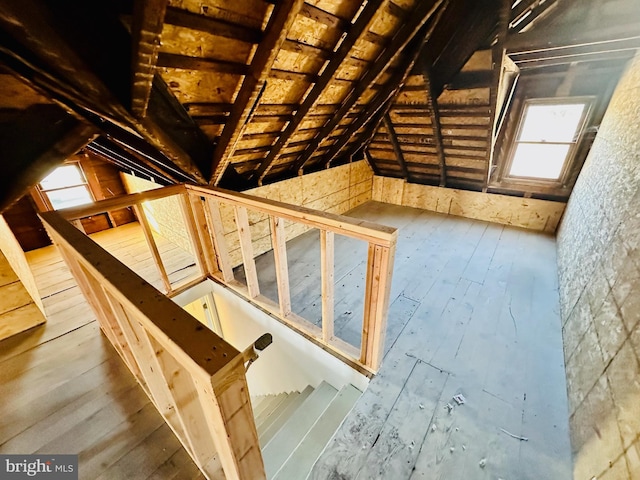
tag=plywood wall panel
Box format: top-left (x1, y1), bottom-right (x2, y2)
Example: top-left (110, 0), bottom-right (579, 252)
top-left (374, 176), bottom-right (566, 232)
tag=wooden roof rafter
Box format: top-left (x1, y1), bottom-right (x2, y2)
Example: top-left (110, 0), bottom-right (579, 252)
top-left (294, 0), bottom-right (448, 175)
top-left (130, 0), bottom-right (167, 118)
top-left (252, 0), bottom-right (389, 184)
top-left (420, 65), bottom-right (447, 187)
top-left (209, 0), bottom-right (305, 186)
top-left (319, 3), bottom-right (449, 171)
top-left (383, 114), bottom-right (410, 180)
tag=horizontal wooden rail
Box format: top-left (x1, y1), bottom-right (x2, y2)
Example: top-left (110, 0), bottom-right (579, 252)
top-left (40, 211), bottom-right (265, 480)
top-left (186, 185), bottom-right (396, 247)
top-left (57, 184), bottom-right (187, 220)
top-left (50, 182), bottom-right (397, 373)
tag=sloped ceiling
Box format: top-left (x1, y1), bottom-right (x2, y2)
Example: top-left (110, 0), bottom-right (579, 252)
top-left (0, 0), bottom-right (638, 211)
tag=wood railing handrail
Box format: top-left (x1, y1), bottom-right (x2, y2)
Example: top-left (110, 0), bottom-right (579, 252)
top-left (40, 210), bottom-right (265, 480)
top-left (56, 183), bottom-right (396, 247)
top-left (57, 184), bottom-right (187, 220)
top-left (40, 211), bottom-right (239, 377)
top-left (186, 185), bottom-right (397, 246)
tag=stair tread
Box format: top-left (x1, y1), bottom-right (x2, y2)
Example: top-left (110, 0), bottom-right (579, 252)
top-left (272, 384), bottom-right (361, 480)
top-left (258, 391), bottom-right (300, 438)
top-left (263, 382), bottom-right (338, 478)
top-left (256, 393), bottom-right (288, 429)
top-left (260, 385), bottom-right (314, 447)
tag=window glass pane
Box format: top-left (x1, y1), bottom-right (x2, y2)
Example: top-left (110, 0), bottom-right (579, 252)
top-left (47, 186), bottom-right (93, 210)
top-left (509, 143), bottom-right (570, 179)
top-left (40, 165), bottom-right (85, 190)
top-left (518, 103), bottom-right (585, 143)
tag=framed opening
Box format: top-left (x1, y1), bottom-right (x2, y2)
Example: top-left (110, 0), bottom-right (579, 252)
top-left (37, 163), bottom-right (94, 210)
top-left (506, 98), bottom-right (592, 184)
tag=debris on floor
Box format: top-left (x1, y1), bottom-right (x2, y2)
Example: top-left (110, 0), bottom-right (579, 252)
top-left (500, 428), bottom-right (529, 441)
top-left (479, 458), bottom-right (487, 468)
top-left (431, 424), bottom-right (437, 432)
top-left (419, 403), bottom-right (425, 409)
top-left (445, 402), bottom-right (454, 413)
top-left (453, 394), bottom-right (466, 405)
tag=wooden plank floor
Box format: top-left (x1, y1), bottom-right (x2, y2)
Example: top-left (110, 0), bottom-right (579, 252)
top-left (0, 204), bottom-right (572, 480)
top-left (247, 201), bottom-right (572, 479)
top-left (0, 222), bottom-right (203, 480)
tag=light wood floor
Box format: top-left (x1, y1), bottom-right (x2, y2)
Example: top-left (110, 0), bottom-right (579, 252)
top-left (0, 223), bottom-right (203, 480)
top-left (307, 201), bottom-right (572, 479)
top-left (0, 203), bottom-right (572, 479)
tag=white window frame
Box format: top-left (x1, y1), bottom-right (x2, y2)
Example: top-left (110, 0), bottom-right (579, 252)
top-left (504, 97), bottom-right (593, 187)
top-left (35, 162), bottom-right (95, 211)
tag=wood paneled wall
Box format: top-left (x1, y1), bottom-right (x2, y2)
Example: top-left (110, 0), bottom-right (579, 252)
top-left (372, 175), bottom-right (565, 233)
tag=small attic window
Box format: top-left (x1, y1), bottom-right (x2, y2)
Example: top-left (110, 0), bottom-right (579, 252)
top-left (507, 99), bottom-right (590, 181)
top-left (38, 163), bottom-right (94, 210)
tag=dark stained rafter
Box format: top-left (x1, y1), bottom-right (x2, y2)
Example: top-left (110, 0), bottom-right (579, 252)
top-left (130, 0), bottom-right (167, 118)
top-left (0, 0), bottom-right (209, 183)
top-left (157, 53), bottom-right (249, 75)
top-left (163, 6), bottom-right (262, 44)
top-left (0, 108), bottom-right (98, 212)
top-left (294, 0), bottom-right (447, 174)
top-left (253, 0), bottom-right (388, 183)
top-left (383, 114), bottom-right (410, 180)
top-left (209, 0), bottom-right (305, 186)
top-left (322, 3), bottom-right (450, 171)
top-left (420, 66), bottom-right (447, 187)
top-left (484, 0), bottom-right (512, 189)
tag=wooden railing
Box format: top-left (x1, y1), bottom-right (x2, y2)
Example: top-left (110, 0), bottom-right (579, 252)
top-left (56, 183), bottom-right (397, 374)
top-left (40, 210), bottom-right (265, 480)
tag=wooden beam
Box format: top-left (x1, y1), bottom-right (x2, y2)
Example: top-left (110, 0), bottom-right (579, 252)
top-left (321, 5), bottom-right (449, 169)
top-left (485, 0), bottom-right (511, 190)
top-left (164, 6), bottom-right (262, 44)
top-left (364, 150), bottom-right (382, 176)
top-left (209, 0), bottom-right (305, 186)
top-left (133, 203), bottom-right (172, 293)
top-left (270, 216), bottom-right (292, 318)
top-left (204, 197), bottom-right (234, 282)
top-left (130, 0), bottom-right (167, 118)
top-left (0, 109), bottom-right (98, 213)
top-left (157, 52), bottom-right (248, 75)
top-left (0, 6), bottom-right (207, 184)
top-left (361, 242), bottom-right (396, 371)
top-left (234, 206), bottom-right (260, 298)
top-left (299, 3), bottom-right (349, 30)
top-left (421, 66), bottom-right (447, 187)
top-left (253, 0), bottom-right (387, 183)
top-left (320, 230), bottom-right (334, 343)
top-left (294, 0), bottom-right (446, 174)
top-left (383, 114), bottom-right (410, 180)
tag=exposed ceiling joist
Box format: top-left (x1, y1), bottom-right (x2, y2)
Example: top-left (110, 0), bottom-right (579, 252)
top-left (209, 0), bottom-right (305, 186)
top-left (294, 0), bottom-right (448, 174)
top-left (130, 0), bottom-right (167, 118)
top-left (253, 0), bottom-right (388, 183)
top-left (383, 114), bottom-right (410, 180)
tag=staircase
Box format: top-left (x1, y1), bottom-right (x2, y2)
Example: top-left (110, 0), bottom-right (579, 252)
top-left (251, 382), bottom-right (361, 479)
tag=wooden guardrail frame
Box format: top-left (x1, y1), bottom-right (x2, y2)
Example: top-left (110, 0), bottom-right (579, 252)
top-left (40, 210), bottom-right (265, 480)
top-left (56, 182), bottom-right (398, 373)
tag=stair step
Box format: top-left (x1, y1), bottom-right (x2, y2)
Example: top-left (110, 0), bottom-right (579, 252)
top-left (256, 394), bottom-right (288, 430)
top-left (252, 395), bottom-right (277, 418)
top-left (260, 385), bottom-right (314, 447)
top-left (263, 382), bottom-right (338, 478)
top-left (272, 384), bottom-right (361, 480)
top-left (258, 391), bottom-right (300, 440)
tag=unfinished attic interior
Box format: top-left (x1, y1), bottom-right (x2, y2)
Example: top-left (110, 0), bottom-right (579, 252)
top-left (1, 0), bottom-right (639, 477)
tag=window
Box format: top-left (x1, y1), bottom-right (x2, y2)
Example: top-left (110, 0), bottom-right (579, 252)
top-left (37, 163), bottom-right (94, 210)
top-left (507, 99), bottom-right (590, 182)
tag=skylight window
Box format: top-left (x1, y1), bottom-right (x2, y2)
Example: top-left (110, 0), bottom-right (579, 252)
top-left (508, 101), bottom-right (588, 180)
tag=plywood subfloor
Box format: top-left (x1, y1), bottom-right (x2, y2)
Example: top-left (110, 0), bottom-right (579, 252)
top-left (247, 201), bottom-right (572, 479)
top-left (0, 222), bottom-right (203, 480)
